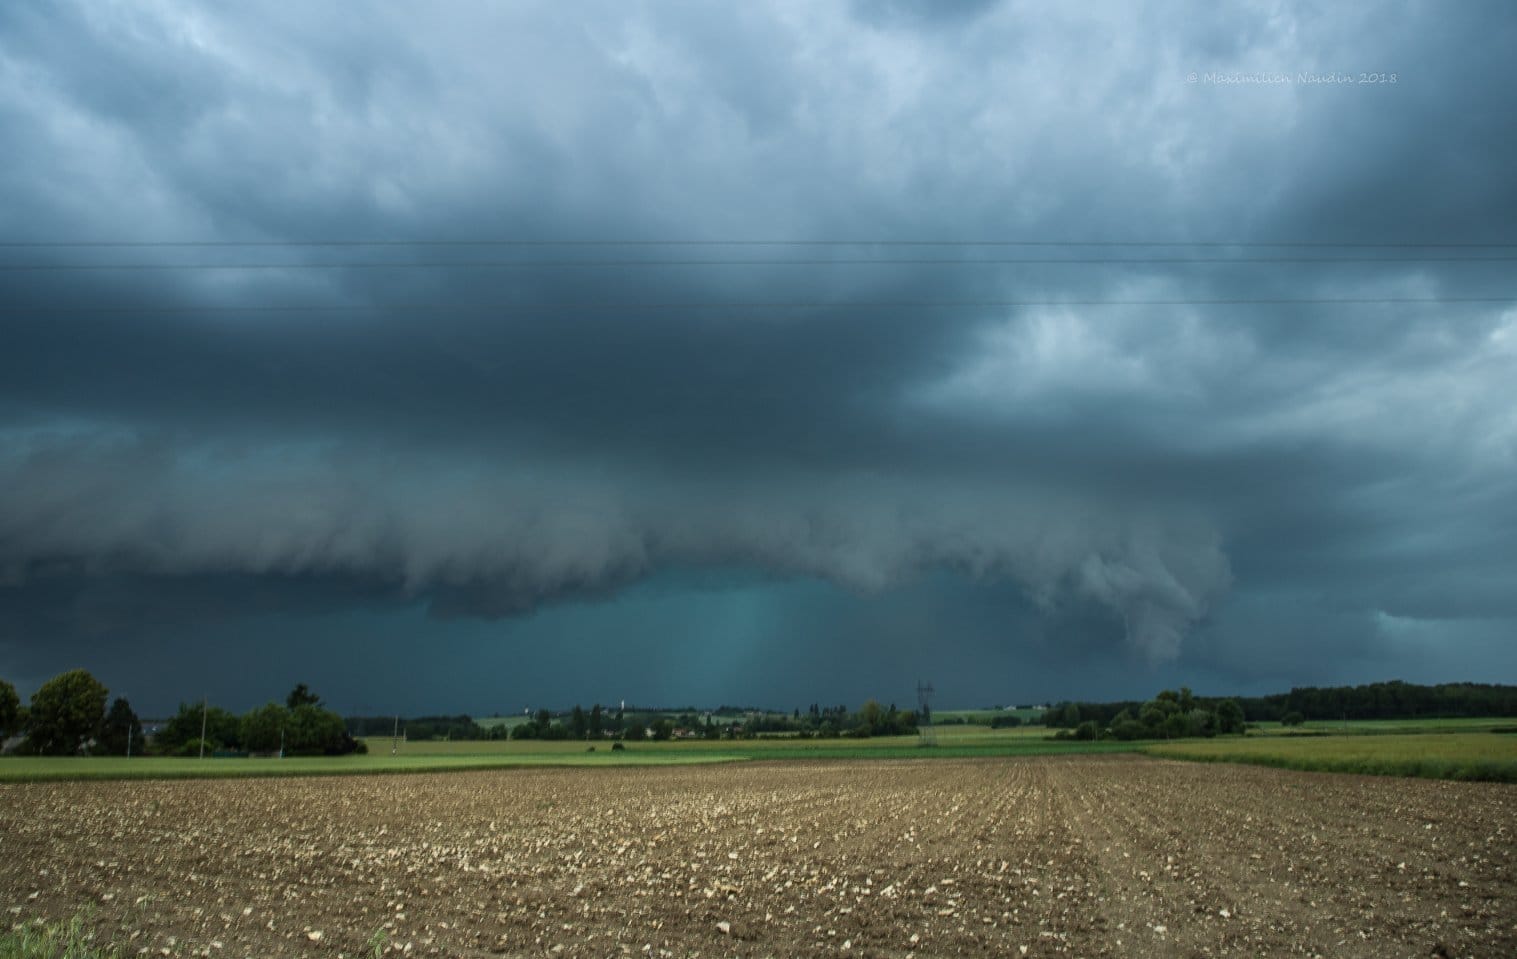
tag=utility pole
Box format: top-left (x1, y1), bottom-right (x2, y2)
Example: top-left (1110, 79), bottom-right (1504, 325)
top-left (198, 696), bottom-right (208, 759)
top-left (917, 681), bottom-right (936, 747)
top-left (126, 723), bottom-right (133, 759)
top-left (391, 715), bottom-right (399, 756)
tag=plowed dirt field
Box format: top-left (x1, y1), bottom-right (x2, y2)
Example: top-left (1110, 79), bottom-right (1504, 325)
top-left (2, 755), bottom-right (1513, 958)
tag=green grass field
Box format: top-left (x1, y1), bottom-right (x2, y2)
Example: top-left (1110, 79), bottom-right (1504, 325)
top-left (5, 717), bottom-right (1512, 783)
top-left (1145, 731), bottom-right (1517, 782)
top-left (0, 728), bottom-right (1129, 782)
top-left (472, 715), bottom-right (532, 730)
top-left (1248, 716), bottom-right (1514, 736)
top-left (0, 750), bottom-right (745, 782)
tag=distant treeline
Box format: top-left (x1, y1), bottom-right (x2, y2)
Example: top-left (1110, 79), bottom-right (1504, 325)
top-left (1044, 680), bottom-right (1517, 727)
top-left (1246, 681), bottom-right (1517, 721)
top-left (344, 701), bottom-right (922, 742)
top-left (346, 715), bottom-right (498, 740)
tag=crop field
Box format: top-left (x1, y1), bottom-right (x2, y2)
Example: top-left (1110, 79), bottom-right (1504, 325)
top-left (1145, 731), bottom-right (1517, 782)
top-left (1251, 717), bottom-right (1516, 736)
top-left (3, 755), bottom-right (1514, 959)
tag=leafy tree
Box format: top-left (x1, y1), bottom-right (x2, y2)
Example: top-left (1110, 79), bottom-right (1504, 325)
top-left (624, 719), bottom-right (647, 741)
top-left (858, 699), bottom-right (885, 735)
top-left (241, 703), bottom-right (292, 753)
top-left (589, 704), bottom-right (603, 738)
top-left (97, 697), bottom-right (144, 756)
top-left (1074, 720), bottom-right (1100, 741)
top-left (1186, 708), bottom-right (1217, 738)
top-left (650, 719), bottom-right (674, 741)
top-left (570, 705), bottom-right (588, 740)
top-left (286, 683), bottom-right (322, 710)
top-left (287, 703), bottom-right (351, 754)
top-left (0, 678), bottom-right (20, 739)
top-left (1215, 699), bottom-right (1246, 735)
top-left (1281, 710), bottom-right (1306, 727)
top-left (155, 701), bottom-right (241, 753)
top-left (23, 669), bottom-right (108, 755)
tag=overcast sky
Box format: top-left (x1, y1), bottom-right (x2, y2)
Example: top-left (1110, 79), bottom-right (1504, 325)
top-left (2, 1), bottom-right (1514, 715)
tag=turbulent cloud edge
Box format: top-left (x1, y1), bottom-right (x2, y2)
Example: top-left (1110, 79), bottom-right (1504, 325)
top-left (0, 430), bottom-right (1231, 659)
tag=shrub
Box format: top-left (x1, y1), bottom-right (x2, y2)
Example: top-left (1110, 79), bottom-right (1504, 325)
top-left (1281, 711), bottom-right (1306, 727)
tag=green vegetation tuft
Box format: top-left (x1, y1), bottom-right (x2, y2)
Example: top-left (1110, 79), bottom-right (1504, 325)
top-left (0, 913), bottom-right (118, 959)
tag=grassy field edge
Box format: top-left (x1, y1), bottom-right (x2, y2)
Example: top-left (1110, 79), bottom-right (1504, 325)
top-left (1144, 745), bottom-right (1517, 783)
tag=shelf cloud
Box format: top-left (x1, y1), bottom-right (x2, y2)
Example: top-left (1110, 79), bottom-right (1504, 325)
top-left (1, 0), bottom-right (1514, 709)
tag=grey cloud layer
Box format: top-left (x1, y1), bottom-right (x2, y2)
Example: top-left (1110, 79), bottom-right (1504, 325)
top-left (0, 431), bottom-right (1229, 660)
top-left (2, 0), bottom-right (1515, 680)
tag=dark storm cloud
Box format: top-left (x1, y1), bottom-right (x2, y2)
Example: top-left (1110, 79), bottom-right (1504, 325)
top-left (2, 0), bottom-right (1515, 701)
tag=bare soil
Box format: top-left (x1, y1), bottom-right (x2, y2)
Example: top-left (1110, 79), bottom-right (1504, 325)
top-left (2, 754), bottom-right (1513, 958)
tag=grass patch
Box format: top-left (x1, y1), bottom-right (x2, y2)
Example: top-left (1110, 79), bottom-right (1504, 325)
top-left (1145, 732), bottom-right (1517, 783)
top-left (0, 913), bottom-right (118, 959)
top-left (0, 729), bottom-right (1141, 781)
top-left (0, 751), bottom-right (745, 783)
top-left (1249, 716), bottom-right (1515, 737)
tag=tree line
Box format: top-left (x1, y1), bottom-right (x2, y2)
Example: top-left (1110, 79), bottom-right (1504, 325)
top-left (0, 671), bottom-right (361, 757)
top-left (506, 700), bottom-right (919, 741)
top-left (1045, 687), bottom-right (1246, 741)
top-left (1239, 681), bottom-right (1517, 721)
top-left (346, 714), bottom-right (499, 741)
top-left (1042, 680), bottom-right (1517, 733)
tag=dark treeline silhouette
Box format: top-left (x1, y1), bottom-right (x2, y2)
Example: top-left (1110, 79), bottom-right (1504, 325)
top-left (503, 700), bottom-right (919, 741)
top-left (345, 715), bottom-right (497, 740)
top-left (1044, 680), bottom-right (1517, 728)
top-left (1247, 681), bottom-right (1517, 721)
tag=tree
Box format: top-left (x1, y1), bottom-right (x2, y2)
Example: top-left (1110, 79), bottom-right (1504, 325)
top-left (1281, 710), bottom-right (1306, 727)
top-left (155, 701), bottom-right (241, 753)
top-left (1215, 699), bottom-right (1246, 735)
top-left (1185, 708), bottom-right (1217, 738)
top-left (241, 703), bottom-right (292, 754)
top-left (589, 704), bottom-right (603, 738)
top-left (0, 678), bottom-right (20, 740)
top-left (97, 697), bottom-right (143, 756)
top-left (24, 669), bottom-right (108, 755)
top-left (286, 683), bottom-right (322, 710)
top-left (570, 705), bottom-right (588, 740)
top-left (287, 703), bottom-right (353, 755)
top-left (858, 699), bottom-right (885, 735)
top-left (650, 718), bottom-right (674, 741)
top-left (624, 719), bottom-right (647, 741)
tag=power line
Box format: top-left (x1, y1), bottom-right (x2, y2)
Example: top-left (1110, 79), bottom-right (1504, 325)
top-left (8, 296), bottom-right (1513, 316)
top-left (5, 256), bottom-right (1517, 272)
